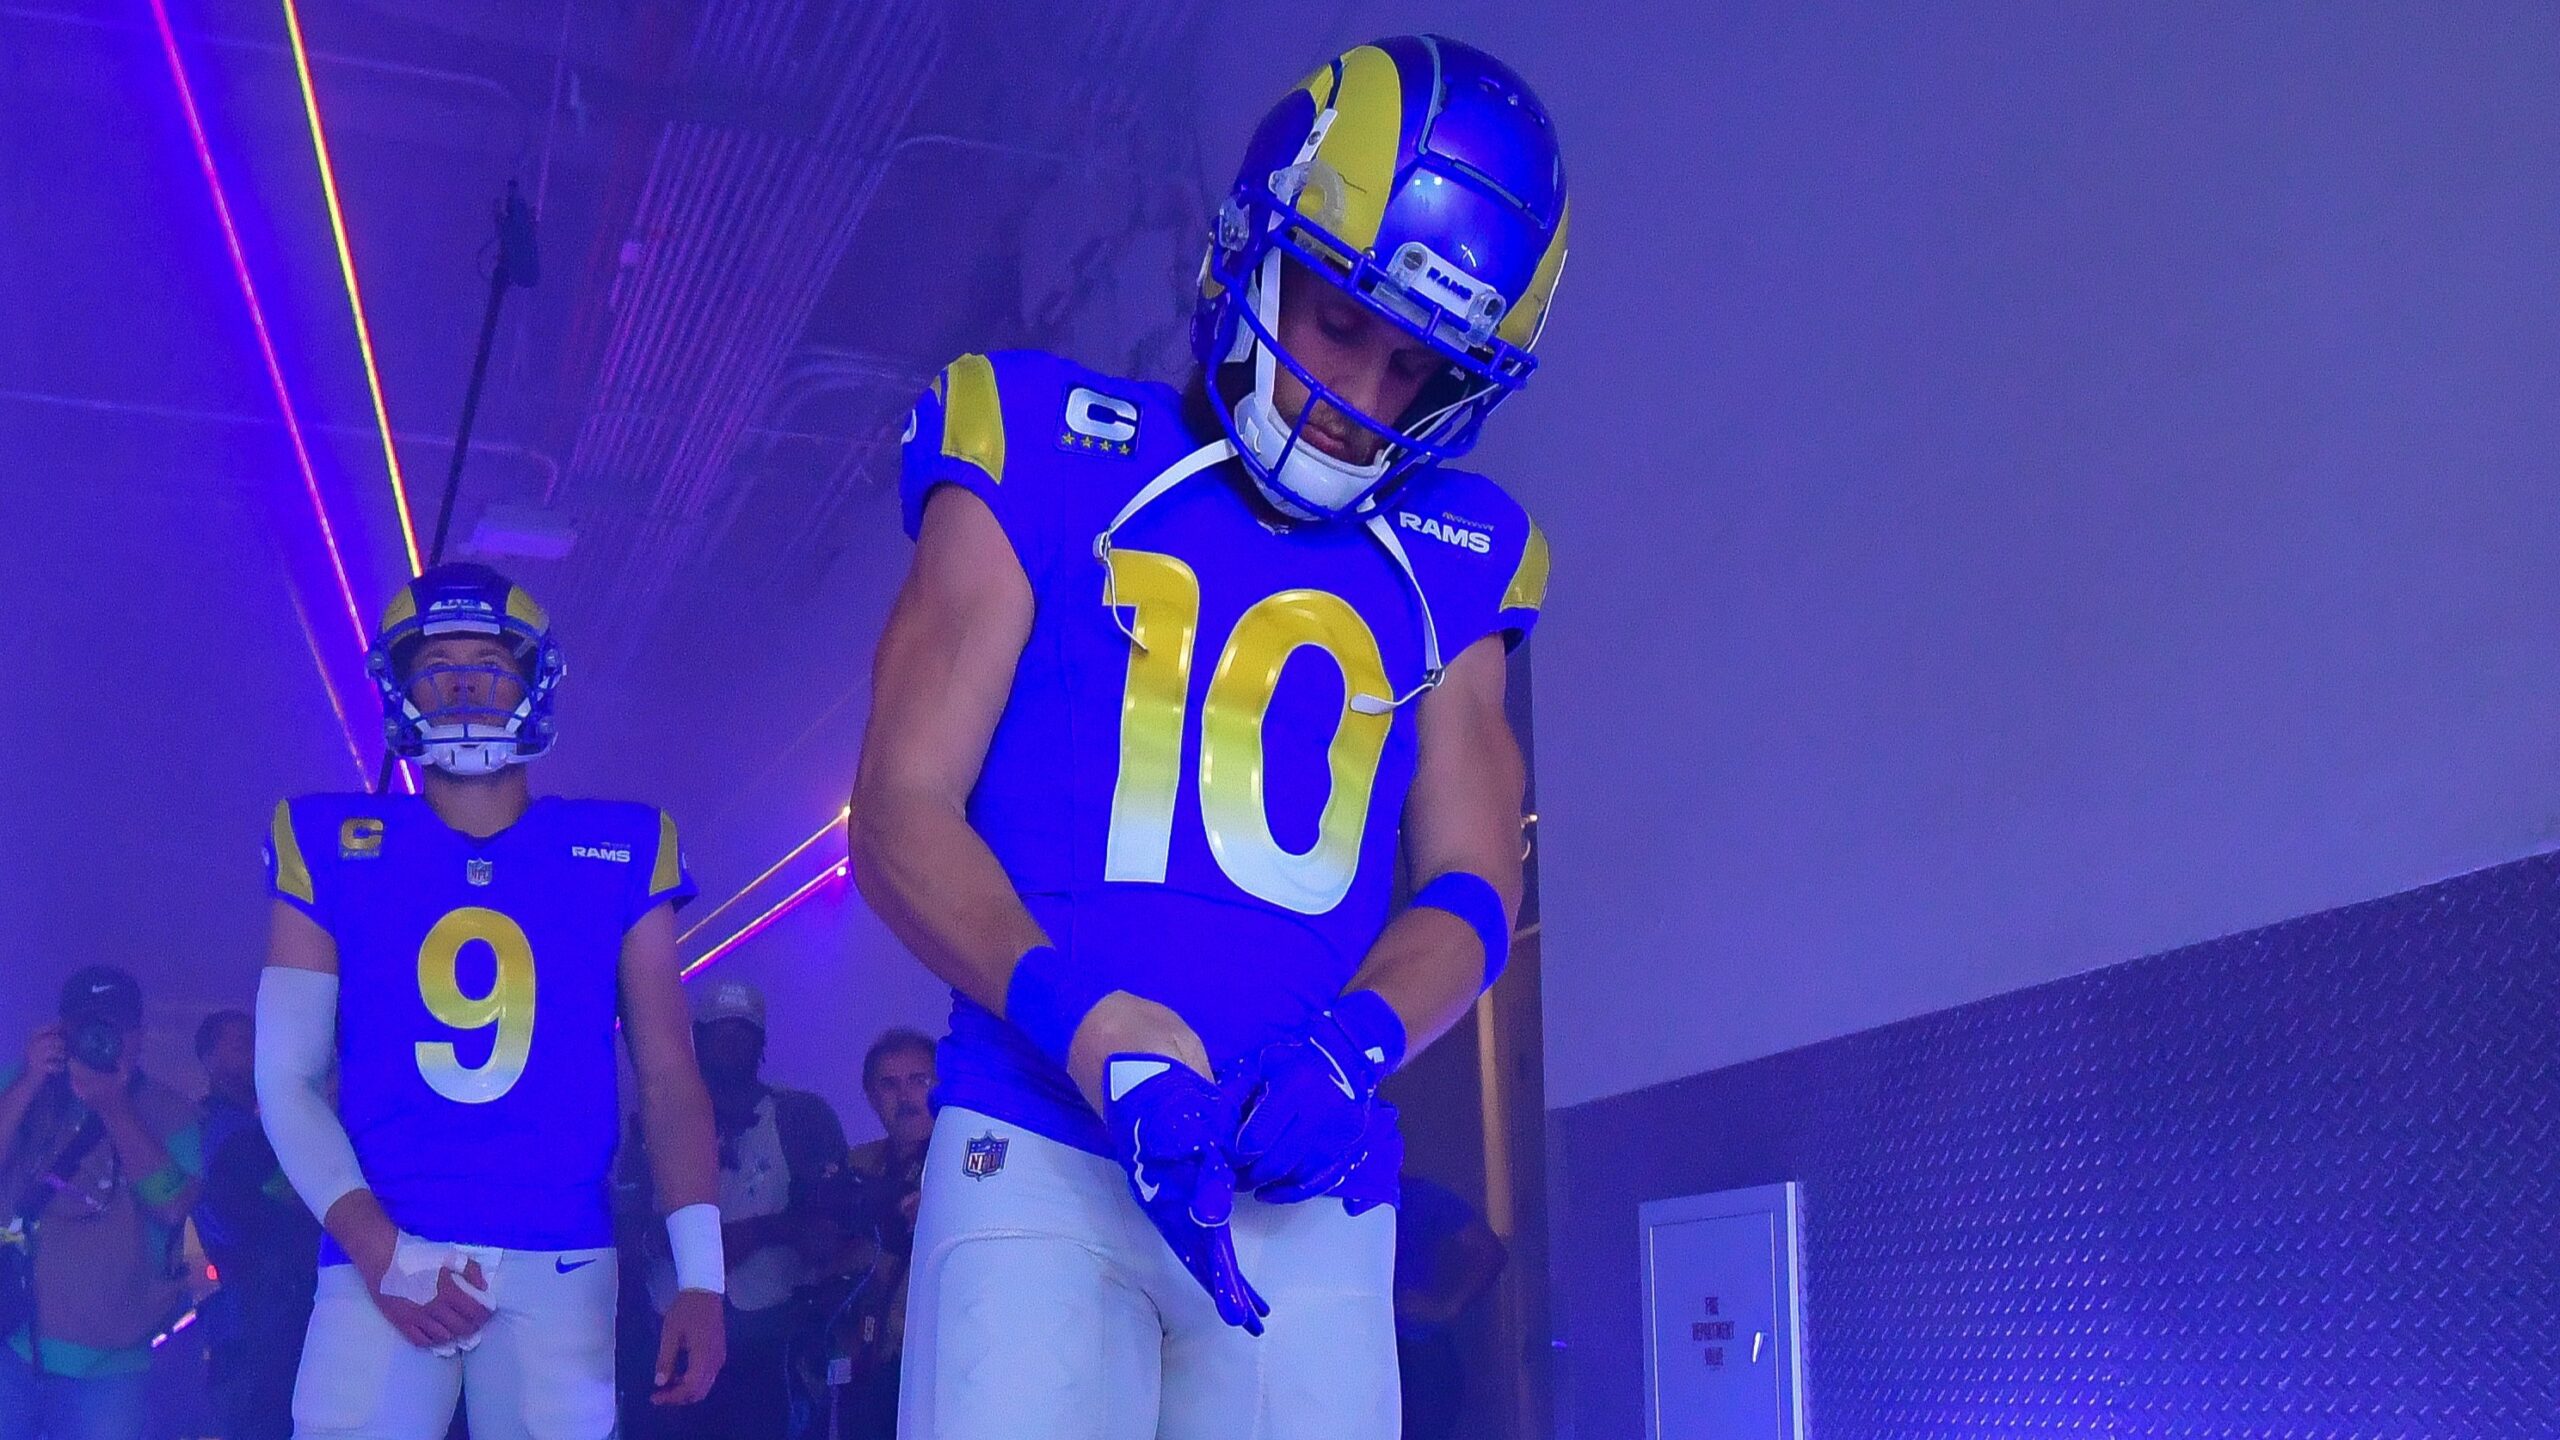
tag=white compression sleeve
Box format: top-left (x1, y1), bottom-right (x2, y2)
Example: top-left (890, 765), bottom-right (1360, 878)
top-left (666, 1202), bottom-right (726, 1295)
top-left (254, 967), bottom-right (369, 1223)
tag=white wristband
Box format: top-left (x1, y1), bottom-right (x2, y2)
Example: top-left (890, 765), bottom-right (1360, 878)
top-left (666, 1202), bottom-right (725, 1295)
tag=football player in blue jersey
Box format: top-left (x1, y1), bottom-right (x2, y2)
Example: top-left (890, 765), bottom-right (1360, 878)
top-left (851, 35), bottom-right (1566, 1440)
top-left (254, 563), bottom-right (728, 1439)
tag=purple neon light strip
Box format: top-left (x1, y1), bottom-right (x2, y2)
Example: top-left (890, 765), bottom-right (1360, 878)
top-left (276, 558), bottom-right (372, 784)
top-left (677, 806), bottom-right (850, 947)
top-left (680, 858), bottom-right (848, 981)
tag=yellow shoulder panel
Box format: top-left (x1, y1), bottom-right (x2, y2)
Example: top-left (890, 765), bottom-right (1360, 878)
top-left (270, 800), bottom-right (315, 904)
top-left (652, 810), bottom-right (685, 897)
top-left (1502, 519), bottom-right (1551, 615)
top-left (939, 353), bottom-right (1006, 484)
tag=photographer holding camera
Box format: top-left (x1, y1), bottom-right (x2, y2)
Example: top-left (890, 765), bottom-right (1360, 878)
top-left (0, 967), bottom-right (202, 1440)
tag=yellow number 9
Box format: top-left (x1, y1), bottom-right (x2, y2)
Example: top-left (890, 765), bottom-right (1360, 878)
top-left (415, 907), bottom-right (537, 1104)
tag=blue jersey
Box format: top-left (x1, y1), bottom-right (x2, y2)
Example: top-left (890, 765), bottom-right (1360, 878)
top-left (264, 793), bottom-right (695, 1251)
top-left (900, 350), bottom-right (1549, 1155)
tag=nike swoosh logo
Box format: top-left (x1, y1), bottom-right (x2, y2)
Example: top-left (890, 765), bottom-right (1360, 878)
top-left (555, 1257), bottom-right (598, 1274)
top-left (1322, 1050), bottom-right (1359, 1101)
top-left (1130, 1123), bottom-right (1162, 1203)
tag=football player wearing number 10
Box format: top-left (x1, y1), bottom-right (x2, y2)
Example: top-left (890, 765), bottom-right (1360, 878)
top-left (853, 35), bottom-right (1565, 1440)
top-left (254, 564), bottom-right (727, 1439)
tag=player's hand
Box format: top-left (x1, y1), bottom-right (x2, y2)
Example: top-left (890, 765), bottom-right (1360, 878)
top-left (652, 1288), bottom-right (726, 1405)
top-left (1105, 1054), bottom-right (1269, 1336)
top-left (1230, 992), bottom-right (1405, 1203)
top-left (368, 1261), bottom-right (492, 1350)
top-left (1067, 992), bottom-right (1210, 1116)
top-left (13, 1026), bottom-right (65, 1092)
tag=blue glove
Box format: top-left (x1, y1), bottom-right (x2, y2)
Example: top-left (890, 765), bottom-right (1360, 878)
top-left (1104, 1055), bottom-right (1270, 1336)
top-left (1229, 990), bottom-right (1408, 1204)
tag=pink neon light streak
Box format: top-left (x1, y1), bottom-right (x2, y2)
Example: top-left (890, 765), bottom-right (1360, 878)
top-left (677, 806), bottom-right (851, 946)
top-left (150, 0), bottom-right (375, 758)
top-left (276, 560), bottom-right (372, 785)
top-left (680, 859), bottom-right (848, 981)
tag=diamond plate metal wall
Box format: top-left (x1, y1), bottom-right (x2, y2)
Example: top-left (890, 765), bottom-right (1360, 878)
top-left (1550, 854), bottom-right (2560, 1439)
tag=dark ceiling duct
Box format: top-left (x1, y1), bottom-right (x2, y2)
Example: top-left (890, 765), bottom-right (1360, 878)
top-left (534, 0), bottom-right (941, 667)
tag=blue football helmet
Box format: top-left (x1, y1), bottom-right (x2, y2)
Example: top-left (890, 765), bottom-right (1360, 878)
top-left (1192, 35), bottom-right (1571, 521)
top-left (366, 563), bottom-right (565, 775)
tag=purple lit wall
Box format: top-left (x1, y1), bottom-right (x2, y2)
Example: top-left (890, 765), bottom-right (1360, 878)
top-left (1197, 5), bottom-right (2558, 1434)
top-left (1197, 2), bottom-right (2560, 1105)
top-left (1550, 849), bottom-right (2560, 1439)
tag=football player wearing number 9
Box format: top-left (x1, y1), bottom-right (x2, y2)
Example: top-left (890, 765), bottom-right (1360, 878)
top-left (852, 34), bottom-right (1564, 1440)
top-left (254, 564), bottom-right (728, 1439)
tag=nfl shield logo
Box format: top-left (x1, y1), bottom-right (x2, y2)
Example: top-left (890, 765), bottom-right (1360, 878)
top-left (962, 1133), bottom-right (1008, 1180)
top-left (466, 858), bottom-right (494, 887)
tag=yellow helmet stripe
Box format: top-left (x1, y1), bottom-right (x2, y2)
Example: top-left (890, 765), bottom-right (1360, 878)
top-left (1498, 197), bottom-right (1572, 350)
top-left (504, 586), bottom-right (549, 633)
top-left (1301, 44), bottom-right (1404, 255)
top-left (377, 586), bottom-right (418, 635)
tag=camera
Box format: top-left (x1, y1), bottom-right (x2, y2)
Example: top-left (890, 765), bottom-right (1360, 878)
top-left (56, 965), bottom-right (141, 1076)
top-left (66, 1019), bottom-right (122, 1074)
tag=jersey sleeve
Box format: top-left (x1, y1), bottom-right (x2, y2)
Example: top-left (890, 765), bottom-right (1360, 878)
top-left (1408, 478), bottom-right (1551, 658)
top-left (263, 798), bottom-right (329, 928)
top-left (898, 350), bottom-right (1066, 582)
top-left (637, 807), bottom-right (698, 926)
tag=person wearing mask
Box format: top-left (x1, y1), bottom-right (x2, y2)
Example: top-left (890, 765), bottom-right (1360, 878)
top-left (0, 966), bottom-right (202, 1440)
top-left (835, 1028), bottom-right (935, 1439)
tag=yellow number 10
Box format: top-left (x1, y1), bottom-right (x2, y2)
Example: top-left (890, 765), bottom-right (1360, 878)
top-left (415, 907), bottom-right (537, 1104)
top-left (1102, 548), bottom-right (1395, 915)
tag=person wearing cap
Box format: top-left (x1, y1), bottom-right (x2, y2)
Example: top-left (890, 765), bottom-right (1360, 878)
top-left (623, 980), bottom-right (849, 1439)
top-left (0, 966), bottom-right (203, 1440)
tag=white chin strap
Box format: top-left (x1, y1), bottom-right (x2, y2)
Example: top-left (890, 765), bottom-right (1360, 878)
top-left (1233, 249), bottom-right (1392, 521)
top-left (417, 737), bottom-right (522, 776)
top-left (411, 717), bottom-right (531, 776)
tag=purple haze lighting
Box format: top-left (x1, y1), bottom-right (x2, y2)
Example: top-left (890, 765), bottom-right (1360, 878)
top-left (148, 0), bottom-right (376, 710)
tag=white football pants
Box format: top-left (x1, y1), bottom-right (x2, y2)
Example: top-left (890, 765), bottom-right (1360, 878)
top-left (898, 1106), bottom-right (1399, 1440)
top-left (291, 1246), bottom-right (618, 1440)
